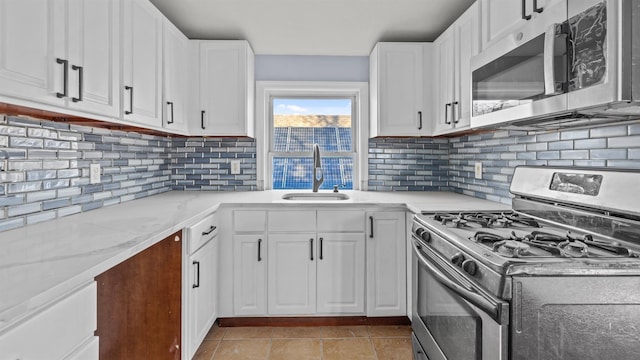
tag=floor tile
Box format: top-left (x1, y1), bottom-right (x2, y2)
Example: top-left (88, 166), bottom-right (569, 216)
top-left (269, 339), bottom-right (322, 360)
top-left (272, 326), bottom-right (323, 339)
top-left (372, 338), bottom-right (414, 360)
top-left (322, 338), bottom-right (377, 360)
top-left (223, 326), bottom-right (274, 339)
top-left (367, 325), bottom-right (412, 338)
top-left (212, 339), bottom-right (271, 360)
top-left (320, 325), bottom-right (369, 338)
top-left (204, 324), bottom-right (227, 340)
top-left (192, 340), bottom-right (219, 360)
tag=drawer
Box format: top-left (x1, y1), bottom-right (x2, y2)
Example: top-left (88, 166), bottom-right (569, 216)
top-left (317, 210), bottom-right (365, 232)
top-left (187, 212), bottom-right (219, 254)
top-left (268, 210), bottom-right (316, 232)
top-left (233, 210), bottom-right (267, 232)
top-left (0, 282), bottom-right (97, 360)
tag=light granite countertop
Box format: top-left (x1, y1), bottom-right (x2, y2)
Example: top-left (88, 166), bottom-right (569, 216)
top-left (0, 190), bottom-right (509, 332)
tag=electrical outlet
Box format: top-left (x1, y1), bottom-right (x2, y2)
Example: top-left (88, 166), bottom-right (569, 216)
top-left (90, 163), bottom-right (101, 184)
top-left (230, 160), bottom-right (241, 175)
top-left (474, 162), bottom-right (482, 179)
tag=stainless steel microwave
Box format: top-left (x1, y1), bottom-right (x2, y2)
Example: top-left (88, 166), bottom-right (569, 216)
top-left (470, 0), bottom-right (640, 129)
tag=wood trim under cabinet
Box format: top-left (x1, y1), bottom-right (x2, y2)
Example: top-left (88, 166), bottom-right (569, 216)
top-left (217, 316), bottom-right (411, 327)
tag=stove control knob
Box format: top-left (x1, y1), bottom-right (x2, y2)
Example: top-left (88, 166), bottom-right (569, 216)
top-left (451, 253), bottom-right (465, 267)
top-left (462, 260), bottom-right (478, 276)
top-left (415, 227), bottom-right (425, 237)
top-left (420, 230), bottom-right (431, 243)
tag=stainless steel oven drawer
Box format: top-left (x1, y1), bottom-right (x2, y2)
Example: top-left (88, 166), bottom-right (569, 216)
top-left (412, 333), bottom-right (429, 360)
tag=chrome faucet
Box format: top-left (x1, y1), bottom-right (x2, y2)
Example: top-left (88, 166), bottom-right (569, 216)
top-left (312, 144), bottom-right (324, 192)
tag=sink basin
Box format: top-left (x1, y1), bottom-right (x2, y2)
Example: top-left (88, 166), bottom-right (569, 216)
top-left (281, 192), bottom-right (350, 201)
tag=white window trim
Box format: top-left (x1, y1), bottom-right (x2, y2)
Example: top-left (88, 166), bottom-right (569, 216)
top-left (256, 81), bottom-right (369, 190)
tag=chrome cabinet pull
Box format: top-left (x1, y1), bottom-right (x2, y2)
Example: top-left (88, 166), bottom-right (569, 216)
top-left (309, 238), bottom-right (314, 261)
top-left (192, 261), bottom-right (200, 288)
top-left (201, 225), bottom-right (216, 236)
top-left (56, 58), bottom-right (68, 98)
top-left (125, 86), bottom-right (133, 114)
top-left (258, 238), bottom-right (262, 262)
top-left (319, 237), bottom-right (324, 260)
top-left (167, 101), bottom-right (174, 124)
top-left (71, 65), bottom-right (83, 102)
top-left (533, 0), bottom-right (543, 13)
top-left (201, 110), bottom-right (206, 129)
top-left (369, 216), bottom-right (374, 238)
top-left (522, 0), bottom-right (532, 20)
top-left (418, 111), bottom-right (423, 130)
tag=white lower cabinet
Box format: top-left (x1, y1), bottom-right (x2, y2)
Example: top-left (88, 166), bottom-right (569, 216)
top-left (316, 233), bottom-right (365, 314)
top-left (268, 233), bottom-right (317, 315)
top-left (0, 281), bottom-right (97, 360)
top-left (65, 336), bottom-right (99, 360)
top-left (233, 234), bottom-right (267, 315)
top-left (366, 211), bottom-right (407, 316)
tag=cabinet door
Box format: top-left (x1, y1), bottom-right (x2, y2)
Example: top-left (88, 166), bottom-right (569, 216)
top-left (268, 233), bottom-right (316, 315)
top-left (121, 0), bottom-right (162, 128)
top-left (433, 29), bottom-right (456, 134)
top-left (480, 0), bottom-right (527, 50)
top-left (366, 211), bottom-right (407, 317)
top-left (370, 43), bottom-right (426, 136)
top-left (67, 0), bottom-right (120, 117)
top-left (162, 19), bottom-right (188, 133)
top-left (96, 231), bottom-right (182, 359)
top-left (233, 234), bottom-right (266, 315)
top-left (316, 233), bottom-right (365, 314)
top-left (0, 0), bottom-right (65, 106)
top-left (197, 41), bottom-right (254, 136)
top-left (188, 237), bottom-right (218, 359)
top-left (452, 2), bottom-right (479, 129)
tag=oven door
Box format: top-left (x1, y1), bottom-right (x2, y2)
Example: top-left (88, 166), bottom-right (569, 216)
top-left (411, 238), bottom-right (509, 360)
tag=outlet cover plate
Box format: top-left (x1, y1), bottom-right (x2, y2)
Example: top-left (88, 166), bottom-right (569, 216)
top-left (90, 164), bottom-right (101, 184)
top-left (231, 160), bottom-right (241, 175)
top-left (474, 162), bottom-right (482, 179)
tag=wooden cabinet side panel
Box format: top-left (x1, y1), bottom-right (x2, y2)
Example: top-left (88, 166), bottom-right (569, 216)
top-left (96, 230), bottom-right (182, 360)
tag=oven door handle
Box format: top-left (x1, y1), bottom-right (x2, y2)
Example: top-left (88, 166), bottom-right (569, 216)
top-left (412, 240), bottom-right (507, 324)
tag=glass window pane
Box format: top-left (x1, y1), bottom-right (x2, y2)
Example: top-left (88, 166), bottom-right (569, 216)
top-left (272, 157), bottom-right (353, 190)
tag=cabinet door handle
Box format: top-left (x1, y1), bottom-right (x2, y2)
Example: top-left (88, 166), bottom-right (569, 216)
top-left (319, 237), bottom-right (323, 260)
top-left (202, 225), bottom-right (216, 236)
top-left (445, 103), bottom-right (452, 124)
top-left (522, 0), bottom-right (532, 20)
top-left (418, 111), bottom-right (423, 130)
top-left (533, 0), bottom-right (543, 13)
top-left (71, 65), bottom-right (83, 102)
top-left (201, 110), bottom-right (206, 129)
top-left (167, 101), bottom-right (174, 124)
top-left (56, 58), bottom-right (68, 98)
top-left (452, 101), bottom-right (459, 124)
top-left (125, 86), bottom-right (133, 114)
top-left (309, 238), bottom-right (314, 261)
top-left (258, 238), bottom-right (262, 262)
top-left (192, 260), bottom-right (200, 288)
top-left (369, 216), bottom-right (374, 238)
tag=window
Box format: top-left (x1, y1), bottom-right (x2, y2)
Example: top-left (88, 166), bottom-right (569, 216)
top-left (270, 97), bottom-right (355, 190)
top-left (256, 81), bottom-right (368, 191)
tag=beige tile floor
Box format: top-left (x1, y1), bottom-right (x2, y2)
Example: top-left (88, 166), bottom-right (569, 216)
top-left (193, 324), bottom-right (414, 360)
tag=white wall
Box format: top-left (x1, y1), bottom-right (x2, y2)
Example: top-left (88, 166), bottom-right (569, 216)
top-left (255, 55), bottom-right (369, 81)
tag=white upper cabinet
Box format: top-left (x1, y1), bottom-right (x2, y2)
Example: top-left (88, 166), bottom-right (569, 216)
top-left (194, 40), bottom-right (255, 137)
top-left (162, 18), bottom-right (189, 134)
top-left (370, 43), bottom-right (430, 137)
top-left (480, 0), bottom-right (565, 50)
top-left (433, 2), bottom-right (480, 135)
top-left (0, 0), bottom-right (119, 117)
top-left (121, 0), bottom-right (163, 128)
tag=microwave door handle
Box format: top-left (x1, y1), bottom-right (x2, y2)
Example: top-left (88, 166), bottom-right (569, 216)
top-left (412, 240), bottom-right (506, 324)
top-left (544, 24), bottom-right (562, 95)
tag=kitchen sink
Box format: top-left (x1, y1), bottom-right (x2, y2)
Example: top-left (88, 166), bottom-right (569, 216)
top-left (281, 192), bottom-right (350, 201)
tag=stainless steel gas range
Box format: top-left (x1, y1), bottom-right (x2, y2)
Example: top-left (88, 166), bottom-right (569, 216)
top-left (411, 166), bottom-right (640, 360)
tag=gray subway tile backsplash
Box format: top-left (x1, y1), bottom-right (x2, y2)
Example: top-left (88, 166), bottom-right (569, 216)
top-left (1, 114), bottom-right (640, 231)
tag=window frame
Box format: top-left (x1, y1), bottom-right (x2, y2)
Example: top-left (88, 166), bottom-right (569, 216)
top-left (256, 81), bottom-right (369, 191)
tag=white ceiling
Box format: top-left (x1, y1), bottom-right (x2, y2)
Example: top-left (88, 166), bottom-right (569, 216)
top-left (148, 0), bottom-right (475, 56)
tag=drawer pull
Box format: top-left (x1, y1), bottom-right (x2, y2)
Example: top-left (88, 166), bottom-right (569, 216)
top-left (202, 225), bottom-right (217, 236)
